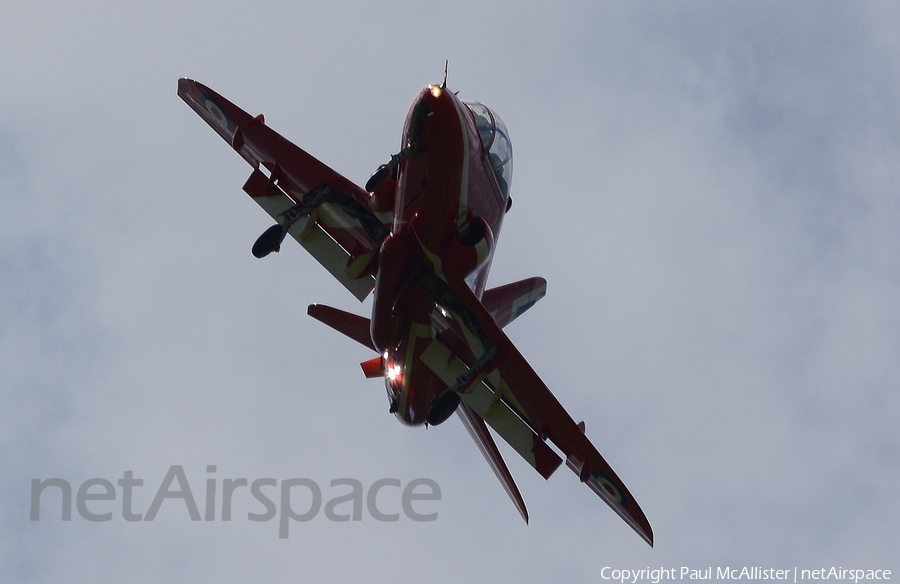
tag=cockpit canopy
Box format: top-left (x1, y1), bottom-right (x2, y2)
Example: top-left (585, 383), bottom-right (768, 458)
top-left (464, 102), bottom-right (512, 200)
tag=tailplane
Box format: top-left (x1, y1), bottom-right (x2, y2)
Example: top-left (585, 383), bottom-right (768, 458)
top-left (481, 277), bottom-right (546, 328)
top-left (307, 304), bottom-right (375, 351)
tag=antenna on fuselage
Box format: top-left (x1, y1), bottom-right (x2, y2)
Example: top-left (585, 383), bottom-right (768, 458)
top-left (441, 60), bottom-right (448, 89)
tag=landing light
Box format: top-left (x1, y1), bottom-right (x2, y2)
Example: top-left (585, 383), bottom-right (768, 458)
top-left (387, 364), bottom-right (402, 382)
top-left (430, 85), bottom-right (442, 98)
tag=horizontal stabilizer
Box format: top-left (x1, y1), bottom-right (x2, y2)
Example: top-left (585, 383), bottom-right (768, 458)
top-left (307, 304), bottom-right (375, 351)
top-left (482, 277), bottom-right (546, 328)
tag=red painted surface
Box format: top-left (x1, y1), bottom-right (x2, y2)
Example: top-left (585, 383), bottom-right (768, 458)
top-left (179, 78), bottom-right (653, 546)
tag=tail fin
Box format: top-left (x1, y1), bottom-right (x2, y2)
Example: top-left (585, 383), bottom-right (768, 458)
top-left (481, 277), bottom-right (547, 328)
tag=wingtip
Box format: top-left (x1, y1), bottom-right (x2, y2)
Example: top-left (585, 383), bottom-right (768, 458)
top-left (176, 77), bottom-right (194, 94)
top-left (634, 513), bottom-right (654, 547)
top-left (624, 512), bottom-right (654, 547)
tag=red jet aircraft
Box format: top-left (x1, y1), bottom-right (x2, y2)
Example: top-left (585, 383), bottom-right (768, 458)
top-left (178, 77), bottom-right (653, 545)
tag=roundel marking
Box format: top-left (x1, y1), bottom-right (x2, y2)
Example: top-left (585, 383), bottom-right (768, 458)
top-left (202, 96), bottom-right (231, 132)
top-left (591, 472), bottom-right (625, 505)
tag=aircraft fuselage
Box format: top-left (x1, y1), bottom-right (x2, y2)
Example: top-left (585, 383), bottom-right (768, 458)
top-left (370, 85), bottom-right (509, 426)
top-left (178, 77), bottom-right (654, 545)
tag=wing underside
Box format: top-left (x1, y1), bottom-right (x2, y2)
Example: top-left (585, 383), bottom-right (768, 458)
top-left (178, 78), bottom-right (389, 300)
top-left (417, 268), bottom-right (654, 546)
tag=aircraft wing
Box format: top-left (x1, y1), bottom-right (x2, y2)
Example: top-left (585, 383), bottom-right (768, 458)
top-left (418, 268), bottom-right (653, 546)
top-left (178, 79), bottom-right (390, 300)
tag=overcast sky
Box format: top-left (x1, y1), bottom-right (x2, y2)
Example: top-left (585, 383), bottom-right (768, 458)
top-left (2, 1), bottom-right (899, 581)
